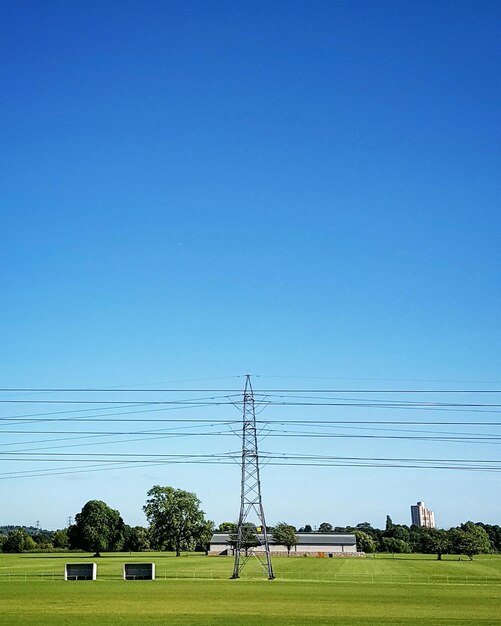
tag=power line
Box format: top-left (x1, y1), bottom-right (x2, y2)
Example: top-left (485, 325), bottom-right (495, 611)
top-left (1, 431), bottom-right (501, 447)
top-left (0, 399), bottom-right (240, 405)
top-left (3, 399), bottom-right (501, 408)
top-left (254, 374), bottom-right (501, 384)
top-left (1, 380), bottom-right (500, 485)
top-left (2, 415), bottom-right (501, 425)
top-left (0, 428), bottom-right (238, 435)
top-left (2, 387), bottom-right (501, 393)
top-left (0, 401), bottom-right (236, 429)
top-left (1, 417), bottom-right (499, 457)
top-left (2, 453), bottom-right (501, 482)
top-left (0, 417), bottom-right (240, 425)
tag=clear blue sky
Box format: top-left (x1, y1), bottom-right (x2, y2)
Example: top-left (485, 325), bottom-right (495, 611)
top-left (1, 0), bottom-right (500, 531)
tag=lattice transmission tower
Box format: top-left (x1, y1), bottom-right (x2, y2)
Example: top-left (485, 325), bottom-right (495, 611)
top-left (231, 375), bottom-right (275, 580)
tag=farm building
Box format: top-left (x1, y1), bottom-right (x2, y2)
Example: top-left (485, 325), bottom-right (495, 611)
top-left (209, 532), bottom-right (359, 557)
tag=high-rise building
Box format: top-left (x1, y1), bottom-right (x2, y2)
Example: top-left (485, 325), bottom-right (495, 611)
top-left (411, 501), bottom-right (435, 528)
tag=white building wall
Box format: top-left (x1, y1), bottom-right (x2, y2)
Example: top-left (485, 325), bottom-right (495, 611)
top-left (411, 501), bottom-right (435, 528)
top-left (209, 543), bottom-right (358, 555)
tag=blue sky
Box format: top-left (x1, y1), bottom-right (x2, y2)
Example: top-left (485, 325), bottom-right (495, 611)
top-left (1, 0), bottom-right (500, 531)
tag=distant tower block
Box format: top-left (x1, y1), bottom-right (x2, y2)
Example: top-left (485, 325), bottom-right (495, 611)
top-left (231, 375), bottom-right (274, 580)
top-left (411, 501), bottom-right (435, 528)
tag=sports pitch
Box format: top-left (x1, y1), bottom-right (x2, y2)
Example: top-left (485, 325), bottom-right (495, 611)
top-left (1, 552), bottom-right (500, 625)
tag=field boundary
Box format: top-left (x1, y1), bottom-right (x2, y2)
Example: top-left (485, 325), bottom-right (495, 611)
top-left (0, 571), bottom-right (499, 586)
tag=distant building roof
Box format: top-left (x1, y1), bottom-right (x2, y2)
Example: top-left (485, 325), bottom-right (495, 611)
top-left (210, 532), bottom-right (356, 546)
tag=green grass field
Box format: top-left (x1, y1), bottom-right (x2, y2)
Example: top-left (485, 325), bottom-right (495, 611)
top-left (1, 552), bottom-right (501, 625)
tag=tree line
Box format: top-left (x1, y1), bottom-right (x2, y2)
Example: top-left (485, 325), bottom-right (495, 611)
top-left (1, 488), bottom-right (500, 560)
top-left (213, 519), bottom-right (497, 560)
top-left (289, 517), bottom-right (498, 560)
top-left (0, 486), bottom-right (213, 557)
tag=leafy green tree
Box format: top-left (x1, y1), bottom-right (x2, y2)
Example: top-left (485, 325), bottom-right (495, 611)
top-left (228, 523), bottom-right (260, 557)
top-left (273, 522), bottom-right (298, 556)
top-left (355, 522), bottom-right (373, 531)
top-left (33, 538), bottom-right (53, 551)
top-left (380, 537), bottom-right (411, 553)
top-left (68, 500), bottom-right (125, 557)
top-left (52, 529), bottom-right (69, 549)
top-left (355, 522), bottom-right (382, 547)
top-left (23, 534), bottom-right (37, 551)
top-left (123, 526), bottom-right (150, 552)
top-left (416, 528), bottom-right (449, 560)
top-left (408, 524), bottom-right (424, 552)
top-left (384, 524), bottom-right (410, 542)
top-left (385, 515), bottom-right (394, 530)
top-left (355, 530), bottom-right (376, 553)
top-left (298, 524), bottom-right (312, 533)
top-left (143, 485), bottom-right (213, 556)
top-left (218, 521), bottom-right (237, 532)
top-left (195, 520), bottom-right (215, 553)
top-left (318, 522), bottom-right (333, 533)
top-left (34, 529), bottom-right (53, 541)
top-left (450, 522), bottom-right (491, 560)
top-left (2, 528), bottom-right (35, 553)
top-left (476, 523), bottom-right (501, 553)
top-left (388, 526), bottom-right (408, 541)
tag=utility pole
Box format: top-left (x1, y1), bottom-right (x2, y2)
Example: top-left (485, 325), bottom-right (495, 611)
top-left (231, 375), bottom-right (274, 580)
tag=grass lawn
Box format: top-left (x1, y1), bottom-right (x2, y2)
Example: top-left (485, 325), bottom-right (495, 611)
top-left (1, 552), bottom-right (500, 625)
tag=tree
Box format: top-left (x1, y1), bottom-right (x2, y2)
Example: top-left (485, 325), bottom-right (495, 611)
top-left (298, 524), bottom-right (312, 533)
top-left (380, 537), bottom-right (411, 553)
top-left (384, 524), bottom-right (410, 542)
top-left (218, 521), bottom-right (237, 533)
top-left (385, 515), bottom-right (394, 530)
top-left (355, 530), bottom-right (376, 554)
top-left (196, 520), bottom-right (215, 553)
top-left (143, 485), bottom-right (213, 557)
top-left (68, 500), bottom-right (125, 557)
top-left (2, 528), bottom-right (36, 553)
top-left (273, 522), bottom-right (298, 556)
top-left (415, 528), bottom-right (449, 560)
top-left (449, 522), bottom-right (491, 560)
top-left (318, 522), bottom-right (333, 533)
top-left (123, 526), bottom-right (150, 552)
top-left (476, 523), bottom-right (501, 553)
top-left (52, 529), bottom-right (69, 549)
top-left (430, 528), bottom-right (449, 560)
top-left (356, 522), bottom-right (373, 531)
top-left (228, 523), bottom-right (261, 556)
top-left (32, 530), bottom-right (52, 547)
top-left (355, 522), bottom-right (382, 547)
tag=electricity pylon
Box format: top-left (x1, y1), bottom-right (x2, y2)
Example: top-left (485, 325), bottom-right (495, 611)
top-left (231, 375), bottom-right (275, 580)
